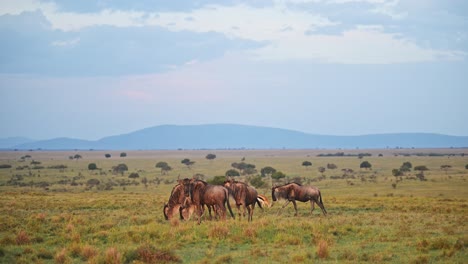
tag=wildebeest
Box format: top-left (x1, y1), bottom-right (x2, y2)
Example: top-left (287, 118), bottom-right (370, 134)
top-left (223, 179), bottom-right (263, 221)
top-left (271, 182), bottom-right (327, 216)
top-left (163, 183), bottom-right (196, 221)
top-left (181, 178), bottom-right (235, 224)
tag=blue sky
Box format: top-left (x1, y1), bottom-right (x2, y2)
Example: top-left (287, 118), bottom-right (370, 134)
top-left (0, 0), bottom-right (467, 140)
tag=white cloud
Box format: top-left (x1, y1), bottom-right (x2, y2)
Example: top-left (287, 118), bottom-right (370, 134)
top-left (51, 38), bottom-right (80, 47)
top-left (1, 0), bottom-right (465, 64)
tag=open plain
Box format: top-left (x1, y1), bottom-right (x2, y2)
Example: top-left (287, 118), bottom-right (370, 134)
top-left (0, 149), bottom-right (466, 263)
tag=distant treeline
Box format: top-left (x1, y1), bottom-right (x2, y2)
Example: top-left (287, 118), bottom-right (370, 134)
top-left (317, 152), bottom-right (372, 157)
top-left (394, 153), bottom-right (466, 157)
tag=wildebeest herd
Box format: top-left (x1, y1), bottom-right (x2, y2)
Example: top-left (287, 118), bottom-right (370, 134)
top-left (164, 178), bottom-right (327, 223)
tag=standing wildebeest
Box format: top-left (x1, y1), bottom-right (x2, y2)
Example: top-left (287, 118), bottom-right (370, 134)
top-left (163, 183), bottom-right (196, 221)
top-left (271, 182), bottom-right (327, 216)
top-left (181, 178), bottom-right (235, 224)
top-left (223, 179), bottom-right (263, 221)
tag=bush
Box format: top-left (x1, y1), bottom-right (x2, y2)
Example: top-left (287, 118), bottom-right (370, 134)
top-left (113, 164), bottom-right (128, 174)
top-left (271, 171), bottom-right (286, 180)
top-left (0, 164), bottom-right (12, 169)
top-left (105, 154), bottom-right (111, 158)
top-left (88, 163), bottom-right (98, 170)
top-left (225, 169), bottom-right (240, 177)
top-left (120, 152), bottom-right (127, 157)
top-left (249, 175), bottom-right (266, 188)
top-left (208, 176), bottom-right (227, 185)
top-left (128, 173), bottom-right (139, 179)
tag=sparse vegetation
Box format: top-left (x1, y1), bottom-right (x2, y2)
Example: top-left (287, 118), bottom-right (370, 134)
top-left (0, 149), bottom-right (466, 263)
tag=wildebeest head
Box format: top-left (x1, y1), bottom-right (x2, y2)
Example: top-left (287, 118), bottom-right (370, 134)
top-left (271, 186), bottom-right (278, 202)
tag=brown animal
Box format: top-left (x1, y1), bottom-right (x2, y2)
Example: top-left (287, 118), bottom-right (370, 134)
top-left (271, 182), bottom-right (327, 216)
top-left (223, 179), bottom-right (263, 221)
top-left (163, 183), bottom-right (195, 221)
top-left (257, 194), bottom-right (271, 208)
top-left (181, 178), bottom-right (235, 224)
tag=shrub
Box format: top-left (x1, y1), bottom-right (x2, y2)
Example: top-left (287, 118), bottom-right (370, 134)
top-left (271, 171), bottom-right (286, 180)
top-left (208, 176), bottom-right (227, 185)
top-left (225, 169), bottom-right (240, 177)
top-left (88, 163), bottom-right (98, 170)
top-left (249, 175), bottom-right (266, 188)
top-left (120, 152), bottom-right (127, 157)
top-left (113, 164), bottom-right (128, 174)
top-left (0, 164), bottom-right (12, 169)
top-left (128, 173), bottom-right (139, 179)
top-left (105, 154), bottom-right (111, 158)
top-left (87, 179), bottom-right (100, 186)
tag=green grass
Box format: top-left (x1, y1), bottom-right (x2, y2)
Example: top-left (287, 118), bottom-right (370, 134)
top-left (0, 149), bottom-right (467, 263)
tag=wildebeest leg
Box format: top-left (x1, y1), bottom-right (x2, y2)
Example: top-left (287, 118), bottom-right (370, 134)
top-left (292, 200), bottom-right (298, 216)
top-left (310, 200), bottom-right (315, 215)
top-left (277, 200), bottom-right (290, 215)
top-left (249, 203), bottom-right (255, 221)
top-left (317, 199), bottom-right (327, 216)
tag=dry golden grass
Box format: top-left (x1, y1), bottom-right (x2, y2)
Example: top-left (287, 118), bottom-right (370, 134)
top-left (0, 149), bottom-right (467, 263)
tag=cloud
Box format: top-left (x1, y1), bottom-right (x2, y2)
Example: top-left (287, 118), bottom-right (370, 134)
top-left (0, 0), bottom-right (466, 77)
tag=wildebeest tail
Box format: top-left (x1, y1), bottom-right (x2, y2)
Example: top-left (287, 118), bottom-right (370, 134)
top-left (319, 191), bottom-right (327, 214)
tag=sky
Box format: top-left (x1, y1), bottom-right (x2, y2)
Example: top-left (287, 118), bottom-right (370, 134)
top-left (0, 0), bottom-right (467, 140)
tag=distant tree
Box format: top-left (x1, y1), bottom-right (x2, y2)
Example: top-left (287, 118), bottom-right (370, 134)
top-left (112, 164), bottom-right (128, 175)
top-left (155, 162), bottom-right (169, 174)
top-left (225, 169), bottom-right (240, 177)
top-left (231, 162), bottom-right (256, 175)
top-left (465, 164), bottom-right (468, 169)
top-left (378, 153), bottom-right (383, 157)
top-left (88, 163), bottom-right (98, 170)
top-left (181, 158), bottom-right (195, 169)
top-left (128, 172), bottom-right (139, 179)
top-left (414, 165), bottom-right (429, 172)
top-left (105, 154), bottom-right (111, 158)
top-left (271, 171), bottom-right (286, 180)
top-left (318, 166), bottom-right (326, 176)
top-left (73, 154), bottom-right (82, 160)
top-left (205, 154), bottom-right (216, 161)
top-left (360, 161), bottom-right (372, 170)
top-left (161, 165), bottom-right (172, 175)
top-left (327, 163), bottom-right (337, 170)
top-left (440, 165), bottom-right (452, 174)
top-left (120, 152), bottom-right (127, 157)
top-left (400, 162), bottom-right (412, 173)
top-left (302, 161), bottom-right (312, 169)
top-left (68, 156), bottom-right (74, 160)
top-left (260, 166), bottom-right (277, 177)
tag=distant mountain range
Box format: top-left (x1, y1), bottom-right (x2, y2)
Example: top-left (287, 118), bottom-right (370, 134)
top-left (2, 124), bottom-right (468, 150)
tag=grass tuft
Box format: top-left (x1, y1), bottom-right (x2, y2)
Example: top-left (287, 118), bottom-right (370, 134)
top-left (15, 230), bottom-right (30, 245)
top-left (316, 239), bottom-right (329, 259)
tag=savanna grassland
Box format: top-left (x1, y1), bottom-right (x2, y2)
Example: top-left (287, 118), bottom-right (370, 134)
top-left (0, 149), bottom-right (467, 263)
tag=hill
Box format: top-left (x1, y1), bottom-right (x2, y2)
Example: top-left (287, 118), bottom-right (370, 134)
top-left (9, 124), bottom-right (468, 150)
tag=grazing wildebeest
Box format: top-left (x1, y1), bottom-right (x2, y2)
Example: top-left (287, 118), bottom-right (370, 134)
top-left (223, 179), bottom-right (263, 221)
top-left (163, 183), bottom-right (196, 221)
top-left (181, 178), bottom-right (234, 224)
top-left (271, 182), bottom-right (327, 216)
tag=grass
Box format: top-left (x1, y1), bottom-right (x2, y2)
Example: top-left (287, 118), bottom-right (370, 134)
top-left (0, 149), bottom-right (467, 263)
